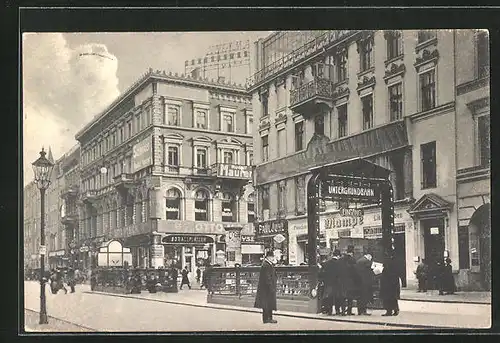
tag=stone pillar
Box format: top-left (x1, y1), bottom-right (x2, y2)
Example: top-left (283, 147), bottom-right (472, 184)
top-left (150, 234), bottom-right (164, 269)
top-left (213, 196), bottom-right (222, 222)
top-left (403, 149), bottom-right (413, 199)
top-left (225, 226), bottom-right (243, 267)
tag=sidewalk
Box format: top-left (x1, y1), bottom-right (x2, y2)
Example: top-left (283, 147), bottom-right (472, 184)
top-left (399, 289), bottom-right (491, 304)
top-left (84, 287), bottom-right (491, 329)
top-left (23, 309), bottom-right (93, 332)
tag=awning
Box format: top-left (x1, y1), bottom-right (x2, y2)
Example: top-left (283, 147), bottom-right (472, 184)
top-left (241, 244), bottom-right (264, 255)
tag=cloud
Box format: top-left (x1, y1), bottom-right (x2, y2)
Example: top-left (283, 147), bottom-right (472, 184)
top-left (23, 33), bottom-right (120, 185)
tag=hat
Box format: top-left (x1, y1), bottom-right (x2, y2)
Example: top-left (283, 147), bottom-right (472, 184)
top-left (346, 245), bottom-right (355, 254)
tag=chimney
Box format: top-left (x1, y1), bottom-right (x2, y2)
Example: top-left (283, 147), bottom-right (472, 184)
top-left (218, 76), bottom-right (225, 83)
top-left (191, 67), bottom-right (201, 79)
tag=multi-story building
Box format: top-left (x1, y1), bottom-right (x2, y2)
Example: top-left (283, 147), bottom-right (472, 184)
top-left (74, 69), bottom-right (257, 272)
top-left (454, 30), bottom-right (490, 291)
top-left (24, 180), bottom-right (41, 270)
top-left (247, 30), bottom-right (490, 290)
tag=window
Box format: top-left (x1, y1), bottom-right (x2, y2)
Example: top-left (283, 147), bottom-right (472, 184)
top-left (135, 114), bottom-right (141, 133)
top-left (247, 193), bottom-right (255, 223)
top-left (261, 94), bottom-right (269, 117)
top-left (312, 63), bottom-right (325, 79)
top-left (223, 113), bottom-right (234, 132)
top-left (477, 31), bottom-right (489, 78)
top-left (362, 94), bottom-right (374, 130)
top-left (277, 129), bottom-right (286, 157)
top-left (247, 152), bottom-right (253, 166)
top-left (223, 151), bottom-right (234, 164)
top-left (417, 30), bottom-right (436, 44)
top-left (338, 104), bottom-right (348, 138)
top-left (261, 135), bottom-right (269, 162)
top-left (389, 83), bottom-right (403, 121)
top-left (314, 114), bottom-right (324, 135)
top-left (127, 121), bottom-right (132, 139)
top-left (458, 226), bottom-right (470, 269)
top-left (261, 186), bottom-right (270, 212)
top-left (277, 181), bottom-right (286, 216)
top-left (477, 115), bottom-right (490, 166)
top-left (421, 141), bottom-right (437, 189)
top-left (167, 146), bottom-right (179, 171)
top-left (295, 121), bottom-right (304, 151)
top-left (196, 110), bottom-right (207, 129)
top-left (168, 106), bottom-right (180, 126)
top-left (165, 188), bottom-right (181, 220)
top-left (420, 70), bottom-right (436, 111)
top-left (196, 148), bottom-right (207, 171)
top-left (119, 127), bottom-right (124, 143)
top-left (222, 193), bottom-right (236, 222)
top-left (247, 116), bottom-right (253, 134)
top-left (194, 190), bottom-right (209, 221)
top-left (145, 107), bottom-right (151, 127)
top-left (226, 251), bottom-right (236, 262)
top-left (386, 31), bottom-right (402, 60)
top-left (336, 52), bottom-right (348, 83)
top-left (359, 38), bottom-right (374, 72)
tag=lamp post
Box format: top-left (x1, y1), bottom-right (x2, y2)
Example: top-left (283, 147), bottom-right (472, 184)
top-left (32, 148), bottom-right (55, 325)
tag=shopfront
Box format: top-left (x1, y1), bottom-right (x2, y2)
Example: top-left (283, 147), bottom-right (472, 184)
top-left (254, 219), bottom-right (288, 264)
top-left (241, 234), bottom-right (264, 266)
top-left (161, 234), bottom-right (215, 272)
top-left (48, 249), bottom-right (67, 269)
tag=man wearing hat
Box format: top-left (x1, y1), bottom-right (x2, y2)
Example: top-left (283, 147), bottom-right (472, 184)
top-left (339, 245), bottom-right (357, 316)
top-left (254, 250), bottom-right (278, 324)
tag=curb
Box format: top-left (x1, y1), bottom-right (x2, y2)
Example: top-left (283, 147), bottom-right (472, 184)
top-left (24, 308), bottom-right (95, 331)
top-left (400, 297), bottom-right (490, 305)
top-left (84, 291), bottom-right (452, 330)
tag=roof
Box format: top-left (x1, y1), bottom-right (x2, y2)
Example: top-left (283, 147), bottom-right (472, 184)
top-left (310, 158), bottom-right (392, 180)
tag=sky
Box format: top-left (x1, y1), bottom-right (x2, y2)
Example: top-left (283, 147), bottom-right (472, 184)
top-left (22, 31), bottom-right (271, 185)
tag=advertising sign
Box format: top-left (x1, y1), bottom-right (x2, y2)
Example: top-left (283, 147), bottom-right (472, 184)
top-left (255, 220), bottom-right (288, 237)
top-left (132, 136), bottom-right (153, 173)
top-left (322, 178), bottom-right (380, 203)
top-left (162, 235), bottom-right (214, 244)
top-left (216, 163), bottom-right (252, 179)
top-left (241, 235), bottom-right (256, 243)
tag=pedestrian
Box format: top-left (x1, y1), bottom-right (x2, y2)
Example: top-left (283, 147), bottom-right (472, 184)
top-left (436, 260), bottom-right (445, 295)
top-left (380, 253), bottom-right (401, 316)
top-left (67, 267), bottom-right (76, 293)
top-left (196, 267), bottom-right (202, 284)
top-left (340, 245), bottom-right (357, 316)
top-left (322, 249), bottom-right (344, 316)
top-left (90, 270), bottom-right (97, 291)
top-left (254, 250), bottom-right (278, 324)
top-left (202, 264), bottom-right (213, 292)
top-left (442, 258), bottom-right (456, 295)
top-left (355, 251), bottom-right (374, 316)
top-left (180, 266), bottom-right (191, 290)
top-left (415, 258), bottom-right (429, 293)
top-left (318, 257), bottom-right (329, 314)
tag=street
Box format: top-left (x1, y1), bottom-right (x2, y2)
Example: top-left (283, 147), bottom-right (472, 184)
top-left (23, 281), bottom-right (491, 332)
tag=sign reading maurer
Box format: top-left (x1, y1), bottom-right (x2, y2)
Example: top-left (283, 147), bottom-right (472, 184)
top-left (217, 163), bottom-right (252, 179)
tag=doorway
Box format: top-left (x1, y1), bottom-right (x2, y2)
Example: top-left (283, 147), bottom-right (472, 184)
top-left (422, 218), bottom-right (445, 289)
top-left (393, 233), bottom-right (407, 287)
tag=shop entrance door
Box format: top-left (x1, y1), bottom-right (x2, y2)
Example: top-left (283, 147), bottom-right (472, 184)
top-left (422, 218), bottom-right (445, 290)
top-left (393, 233), bottom-right (407, 287)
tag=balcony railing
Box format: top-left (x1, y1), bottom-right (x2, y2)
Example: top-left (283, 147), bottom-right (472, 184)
top-left (246, 30), bottom-right (356, 89)
top-left (211, 163), bottom-right (252, 180)
top-left (290, 78), bottom-right (334, 108)
top-left (113, 173), bottom-right (134, 184)
top-left (81, 190), bottom-right (97, 203)
top-left (60, 185), bottom-right (79, 198)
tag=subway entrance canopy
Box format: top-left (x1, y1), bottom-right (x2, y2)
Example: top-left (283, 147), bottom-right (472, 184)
top-left (307, 158), bottom-right (395, 293)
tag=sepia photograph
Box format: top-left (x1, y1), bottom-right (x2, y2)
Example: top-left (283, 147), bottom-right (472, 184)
top-left (21, 18), bottom-right (491, 333)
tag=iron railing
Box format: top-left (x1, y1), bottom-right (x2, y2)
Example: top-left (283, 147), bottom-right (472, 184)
top-left (290, 78), bottom-right (334, 107)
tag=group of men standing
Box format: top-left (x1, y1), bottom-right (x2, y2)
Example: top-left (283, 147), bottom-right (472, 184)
top-left (320, 245), bottom-right (401, 317)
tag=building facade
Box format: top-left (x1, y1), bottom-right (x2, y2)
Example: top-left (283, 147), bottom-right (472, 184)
top-left (24, 180), bottom-right (41, 270)
top-left (75, 69), bottom-right (258, 272)
top-left (247, 30), bottom-right (490, 290)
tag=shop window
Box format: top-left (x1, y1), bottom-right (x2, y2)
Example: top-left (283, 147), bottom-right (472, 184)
top-left (477, 115), bottom-right (490, 167)
top-left (420, 69), bottom-right (436, 111)
top-left (222, 193), bottom-right (236, 222)
top-left (389, 83), bottom-right (403, 121)
top-left (458, 226), bottom-right (470, 269)
top-left (362, 94), bottom-right (374, 130)
top-left (247, 193), bottom-right (255, 223)
top-left (194, 189), bottom-right (209, 221)
top-left (261, 135), bottom-right (269, 162)
top-left (337, 104), bottom-right (348, 138)
top-left (295, 121), bottom-right (304, 151)
top-left (314, 114), bottom-right (324, 135)
top-left (166, 188), bottom-right (181, 220)
top-left (421, 141), bottom-right (437, 189)
top-left (476, 31), bottom-right (489, 78)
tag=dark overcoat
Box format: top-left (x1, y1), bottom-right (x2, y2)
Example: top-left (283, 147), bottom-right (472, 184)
top-left (323, 258), bottom-right (343, 299)
top-left (442, 264), bottom-right (456, 293)
top-left (254, 259), bottom-right (277, 311)
top-left (340, 254), bottom-right (358, 298)
top-left (355, 256), bottom-right (374, 303)
top-left (379, 257), bottom-right (401, 301)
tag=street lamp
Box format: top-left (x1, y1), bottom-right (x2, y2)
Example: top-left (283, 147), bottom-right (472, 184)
top-left (32, 148), bottom-right (55, 325)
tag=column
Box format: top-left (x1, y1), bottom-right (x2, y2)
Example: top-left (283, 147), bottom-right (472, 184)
top-left (403, 149), bottom-right (413, 199)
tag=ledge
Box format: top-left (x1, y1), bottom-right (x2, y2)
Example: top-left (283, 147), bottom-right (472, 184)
top-left (415, 37), bottom-right (438, 53)
top-left (457, 77), bottom-right (490, 96)
top-left (409, 101), bottom-right (455, 122)
top-left (384, 54), bottom-right (404, 67)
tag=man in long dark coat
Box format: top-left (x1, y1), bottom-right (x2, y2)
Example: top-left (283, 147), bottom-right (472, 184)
top-left (324, 249), bottom-right (346, 315)
top-left (320, 255), bottom-right (335, 315)
top-left (340, 245), bottom-right (358, 316)
top-left (355, 252), bottom-right (374, 315)
top-left (380, 254), bottom-right (400, 316)
top-left (415, 258), bottom-right (429, 293)
top-left (254, 250), bottom-right (278, 324)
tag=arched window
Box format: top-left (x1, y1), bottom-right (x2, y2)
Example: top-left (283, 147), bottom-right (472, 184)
top-left (247, 192), bottom-right (255, 224)
top-left (166, 188), bottom-right (181, 220)
top-left (135, 193), bottom-right (143, 224)
top-left (194, 189), bottom-right (209, 221)
top-left (222, 192), bottom-right (236, 222)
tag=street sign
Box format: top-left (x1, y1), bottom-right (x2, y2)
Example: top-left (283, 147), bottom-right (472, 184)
top-left (39, 245), bottom-right (46, 255)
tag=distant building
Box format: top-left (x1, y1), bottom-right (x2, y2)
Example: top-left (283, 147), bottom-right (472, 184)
top-left (247, 30), bottom-right (490, 290)
top-left (75, 69), bottom-right (258, 271)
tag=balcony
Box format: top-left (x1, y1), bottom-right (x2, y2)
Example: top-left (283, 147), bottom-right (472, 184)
top-left (60, 185), bottom-right (79, 199)
top-left (61, 213), bottom-right (78, 225)
top-left (289, 78), bottom-right (334, 118)
top-left (211, 163), bottom-right (252, 181)
top-left (457, 164), bottom-right (490, 184)
top-left (80, 190), bottom-right (97, 204)
top-left (113, 173), bottom-right (135, 190)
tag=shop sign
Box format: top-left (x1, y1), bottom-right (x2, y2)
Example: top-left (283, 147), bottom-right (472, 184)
top-left (274, 234), bottom-right (286, 243)
top-left (324, 213), bottom-right (363, 230)
top-left (255, 220), bottom-right (288, 236)
top-left (132, 135), bottom-right (152, 173)
top-left (339, 207), bottom-right (364, 218)
top-left (338, 229), bottom-right (351, 238)
top-left (373, 212), bottom-right (404, 222)
top-left (430, 227), bottom-right (440, 235)
top-left (158, 220), bottom-right (248, 235)
top-left (162, 235), bottom-right (214, 244)
top-left (151, 245), bottom-right (164, 258)
top-left (216, 163), bottom-right (252, 179)
top-left (241, 235), bottom-right (256, 243)
top-left (322, 179), bottom-right (380, 202)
